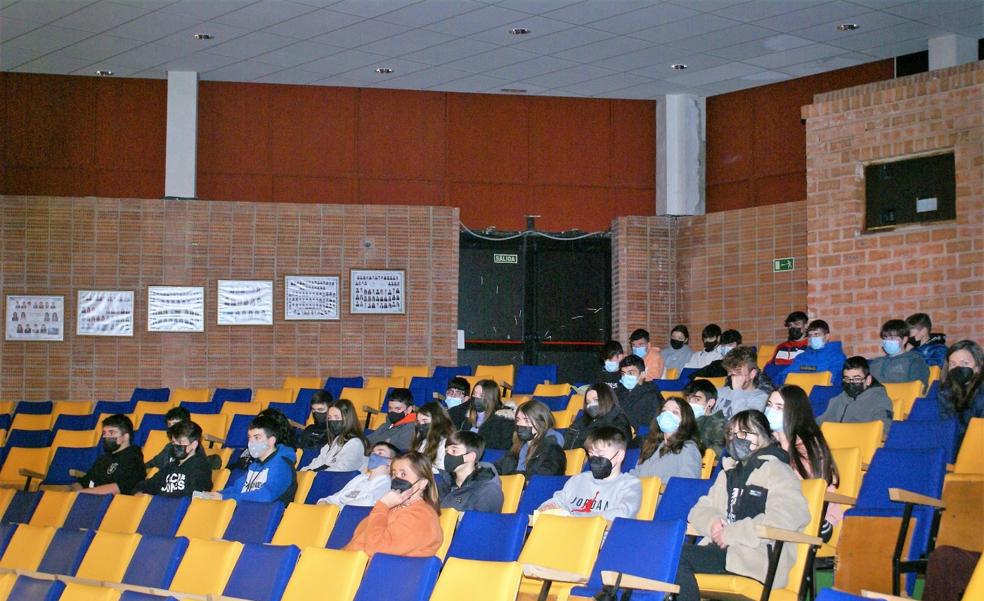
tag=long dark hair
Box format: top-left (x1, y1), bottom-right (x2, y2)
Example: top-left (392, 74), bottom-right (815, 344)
top-left (412, 402), bottom-right (454, 463)
top-left (331, 399), bottom-right (368, 450)
top-left (510, 400), bottom-right (555, 458)
top-left (585, 383), bottom-right (618, 419)
top-left (394, 451), bottom-right (441, 515)
top-left (940, 340), bottom-right (984, 413)
top-left (778, 385), bottom-right (839, 487)
top-left (639, 398), bottom-right (703, 463)
top-left (468, 379), bottom-right (503, 425)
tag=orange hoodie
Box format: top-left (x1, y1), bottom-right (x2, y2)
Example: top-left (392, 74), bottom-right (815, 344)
top-left (344, 499), bottom-right (443, 557)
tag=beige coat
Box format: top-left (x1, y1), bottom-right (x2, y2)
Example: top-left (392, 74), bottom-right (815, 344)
top-left (688, 453), bottom-right (810, 587)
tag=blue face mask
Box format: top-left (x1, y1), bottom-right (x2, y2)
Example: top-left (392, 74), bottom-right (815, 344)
top-left (882, 339), bottom-right (902, 356)
top-left (656, 411), bottom-right (681, 434)
top-left (689, 402), bottom-right (706, 419)
top-left (604, 360), bottom-right (619, 373)
top-left (620, 374), bottom-right (639, 390)
top-left (632, 346), bottom-right (648, 359)
top-left (764, 406), bottom-right (784, 432)
top-left (718, 345), bottom-right (734, 356)
top-left (445, 395), bottom-right (464, 409)
top-left (809, 336), bottom-right (825, 350)
top-left (367, 453), bottom-right (390, 471)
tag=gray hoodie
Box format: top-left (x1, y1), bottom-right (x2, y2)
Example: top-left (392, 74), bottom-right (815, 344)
top-left (541, 470), bottom-right (642, 520)
top-left (630, 439), bottom-right (703, 480)
top-left (817, 383), bottom-right (893, 433)
top-left (714, 386), bottom-right (768, 420)
top-left (661, 345), bottom-right (695, 377)
top-left (869, 350), bottom-right (929, 387)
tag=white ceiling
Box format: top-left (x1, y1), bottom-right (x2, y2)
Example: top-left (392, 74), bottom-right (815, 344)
top-left (1, 0), bottom-right (981, 98)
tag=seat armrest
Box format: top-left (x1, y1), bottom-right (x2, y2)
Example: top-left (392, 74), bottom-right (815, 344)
top-left (68, 469), bottom-right (86, 478)
top-left (686, 524), bottom-right (700, 537)
top-left (522, 564), bottom-right (589, 584)
top-left (501, 381), bottom-right (513, 391)
top-left (363, 405), bottom-right (381, 415)
top-left (601, 571), bottom-right (681, 594)
top-left (824, 491), bottom-right (857, 505)
top-left (17, 468), bottom-right (46, 480)
top-left (288, 419), bottom-right (304, 429)
top-left (756, 525), bottom-right (822, 546)
top-left (204, 434), bottom-right (226, 447)
top-left (888, 487), bottom-right (944, 508)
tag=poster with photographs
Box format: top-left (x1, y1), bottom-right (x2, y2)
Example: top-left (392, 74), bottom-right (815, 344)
top-left (285, 276), bottom-right (339, 321)
top-left (148, 286), bottom-right (204, 332)
top-left (6, 295), bottom-right (64, 341)
top-left (217, 280), bottom-right (273, 325)
top-left (77, 290), bottom-right (134, 337)
top-left (350, 269), bottom-right (405, 315)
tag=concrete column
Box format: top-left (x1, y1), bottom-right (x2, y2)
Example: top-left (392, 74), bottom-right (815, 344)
top-left (164, 71), bottom-right (198, 199)
top-left (656, 94), bottom-right (706, 216)
top-left (928, 33), bottom-right (977, 70)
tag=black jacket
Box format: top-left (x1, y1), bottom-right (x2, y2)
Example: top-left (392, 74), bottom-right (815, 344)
top-left (494, 434), bottom-right (566, 477)
top-left (299, 423), bottom-right (330, 449)
top-left (449, 400), bottom-right (516, 450)
top-left (615, 381), bottom-right (665, 429)
top-left (438, 465), bottom-right (504, 512)
top-left (563, 408), bottom-right (634, 450)
top-left (135, 452), bottom-right (212, 497)
top-left (146, 442), bottom-right (207, 471)
top-left (79, 445), bottom-right (146, 495)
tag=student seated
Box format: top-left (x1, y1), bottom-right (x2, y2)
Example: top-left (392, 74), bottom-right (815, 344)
top-left (676, 410), bottom-right (810, 601)
top-left (564, 384), bottom-right (632, 451)
top-left (145, 406), bottom-right (208, 471)
top-left (228, 408), bottom-right (298, 471)
top-left (205, 415), bottom-right (297, 504)
top-left (905, 312), bottom-right (947, 367)
top-left (442, 377), bottom-right (470, 411)
top-left (715, 346), bottom-right (771, 419)
top-left (692, 329), bottom-right (743, 378)
top-left (318, 442), bottom-right (399, 507)
top-left (537, 426), bottom-right (642, 520)
top-left (298, 390), bottom-right (333, 449)
top-left (816, 356), bottom-right (894, 433)
top-left (939, 340), bottom-right (984, 446)
top-left (631, 398), bottom-right (703, 480)
top-left (344, 451), bottom-right (443, 557)
top-left (495, 400), bottom-right (566, 477)
top-left (599, 340), bottom-right (626, 388)
top-left (302, 399), bottom-right (367, 472)
top-left (366, 388), bottom-right (417, 451)
top-left (135, 421), bottom-right (212, 497)
top-left (630, 328), bottom-right (664, 383)
top-left (439, 431), bottom-right (504, 512)
top-left (448, 379), bottom-right (515, 450)
top-left (74, 414), bottom-right (146, 495)
top-left (661, 324), bottom-right (694, 378)
top-left (686, 379), bottom-right (726, 457)
top-left (412, 402), bottom-right (453, 471)
top-left (763, 311), bottom-right (810, 382)
top-left (869, 319), bottom-right (930, 387)
top-left (615, 354), bottom-right (665, 430)
top-left (684, 323), bottom-right (723, 370)
top-left (776, 319), bottom-right (847, 386)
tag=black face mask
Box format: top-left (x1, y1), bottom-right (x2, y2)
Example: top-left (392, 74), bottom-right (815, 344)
top-left (471, 397), bottom-right (487, 413)
top-left (102, 438), bottom-right (120, 453)
top-left (390, 477), bottom-right (415, 493)
top-left (788, 327), bottom-right (803, 341)
top-left (387, 411), bottom-right (405, 424)
top-left (588, 455), bottom-right (614, 479)
top-left (326, 419), bottom-right (344, 436)
top-left (842, 382), bottom-right (866, 399)
top-left (703, 341), bottom-right (717, 352)
top-left (170, 444), bottom-right (189, 460)
top-left (443, 452), bottom-right (466, 474)
top-left (670, 339), bottom-right (685, 350)
top-left (909, 338), bottom-right (921, 348)
top-left (312, 412), bottom-right (327, 425)
top-left (585, 404), bottom-right (601, 419)
top-left (415, 422), bottom-right (430, 437)
top-left (950, 366), bottom-right (975, 386)
top-left (515, 425), bottom-right (535, 442)
top-left (728, 438), bottom-right (754, 461)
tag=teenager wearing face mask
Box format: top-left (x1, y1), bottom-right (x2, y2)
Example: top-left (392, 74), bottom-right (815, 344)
top-left (299, 390), bottom-right (334, 449)
top-left (692, 329), bottom-right (744, 378)
top-left (661, 325), bottom-right (694, 378)
top-left (135, 421), bottom-right (212, 497)
top-left (676, 410), bottom-right (810, 601)
top-left (145, 406), bottom-right (207, 471)
top-left (366, 388), bottom-right (417, 451)
top-left (74, 414), bottom-right (146, 495)
top-left (318, 442), bottom-right (399, 507)
top-left (442, 377), bottom-right (470, 411)
top-left (629, 328), bottom-right (664, 383)
top-left (448, 379), bottom-right (516, 450)
top-left (631, 398), bottom-right (703, 480)
top-left (599, 340), bottom-right (626, 388)
top-left (714, 347), bottom-right (772, 420)
top-left (301, 399), bottom-right (367, 472)
top-left (344, 451), bottom-right (443, 557)
top-left (439, 431), bottom-right (504, 512)
top-left (685, 379), bottom-right (727, 457)
top-left (207, 415), bottom-right (297, 504)
top-left (412, 402), bottom-right (453, 471)
top-left (228, 408), bottom-right (297, 472)
top-left (904, 313), bottom-right (947, 367)
top-left (564, 384), bottom-right (632, 451)
top-left (776, 320), bottom-right (847, 387)
top-left (684, 324), bottom-right (724, 369)
top-left (495, 400), bottom-right (566, 476)
top-left (868, 319), bottom-right (930, 387)
top-left (816, 356), bottom-right (893, 433)
top-left (763, 312), bottom-right (811, 382)
top-left (939, 340), bottom-right (984, 446)
top-left (616, 354), bottom-right (666, 430)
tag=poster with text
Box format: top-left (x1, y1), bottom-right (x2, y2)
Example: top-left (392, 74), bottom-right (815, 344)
top-left (350, 269), bottom-right (405, 314)
top-left (217, 280), bottom-right (273, 325)
top-left (285, 276), bottom-right (339, 321)
top-left (148, 286), bottom-right (205, 332)
top-left (6, 295), bottom-right (64, 341)
top-left (77, 290), bottom-right (134, 336)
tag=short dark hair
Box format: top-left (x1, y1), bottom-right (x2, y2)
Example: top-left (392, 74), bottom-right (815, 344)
top-left (585, 425), bottom-right (627, 450)
top-left (785, 311), bottom-right (809, 325)
top-left (447, 377), bottom-right (470, 394)
top-left (629, 329), bottom-right (650, 343)
top-left (843, 356), bottom-right (870, 377)
top-left (102, 414), bottom-right (134, 437)
top-left (670, 325), bottom-right (689, 339)
top-left (619, 354), bottom-right (645, 372)
top-left (370, 441), bottom-right (400, 458)
top-left (702, 323), bottom-right (722, 339)
top-left (601, 340), bottom-right (624, 360)
top-left (248, 415), bottom-right (281, 440)
top-left (168, 420), bottom-right (202, 442)
top-left (165, 406), bottom-right (190, 423)
top-left (449, 430), bottom-right (485, 459)
top-left (720, 329), bottom-right (742, 345)
top-left (807, 319), bottom-right (830, 335)
top-left (729, 410), bottom-right (773, 444)
top-left (684, 378), bottom-right (718, 400)
top-left (880, 319), bottom-right (909, 339)
top-left (387, 388), bottom-right (414, 407)
top-left (310, 390), bottom-right (333, 407)
top-left (906, 313), bottom-right (932, 331)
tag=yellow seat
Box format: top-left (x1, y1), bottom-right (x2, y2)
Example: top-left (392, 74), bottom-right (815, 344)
top-left (963, 554), bottom-right (984, 600)
top-left (431, 558), bottom-right (524, 601)
top-left (553, 407), bottom-right (576, 429)
top-left (341, 387), bottom-right (385, 420)
top-left (176, 497), bottom-right (236, 539)
top-left (927, 364), bottom-right (941, 386)
top-left (10, 413), bottom-right (53, 431)
top-left (391, 365), bottom-right (429, 380)
top-left (500, 474), bottom-right (525, 513)
top-left (29, 490), bottom-right (77, 527)
top-left (220, 401), bottom-right (263, 418)
top-left (883, 380), bottom-right (923, 420)
top-left (0, 524), bottom-right (56, 570)
top-left (52, 401), bottom-right (94, 415)
top-left (60, 583), bottom-right (121, 601)
top-left (567, 394), bottom-right (585, 415)
top-left (365, 376), bottom-right (407, 391)
top-left (665, 368), bottom-right (680, 380)
top-left (195, 413), bottom-right (230, 442)
top-left (272, 503), bottom-right (340, 548)
top-left (169, 537), bottom-right (243, 597)
top-left (206, 447), bottom-right (233, 469)
top-left (475, 365), bottom-right (515, 390)
top-left (100, 494), bottom-right (151, 534)
top-left (533, 383), bottom-right (574, 397)
top-left (255, 388), bottom-right (294, 406)
top-left (784, 371), bottom-right (833, 396)
top-left (697, 478), bottom-right (827, 601)
top-left (282, 377), bottom-right (323, 399)
top-left (142, 430), bottom-right (170, 464)
top-left (171, 387), bottom-right (210, 403)
top-left (131, 400), bottom-right (176, 429)
top-left (0, 447), bottom-right (51, 490)
top-left (0, 401), bottom-right (13, 415)
top-left (564, 449), bottom-right (586, 476)
top-left (282, 548), bottom-right (369, 601)
top-left (636, 476), bottom-right (661, 520)
top-left (211, 468), bottom-right (231, 492)
top-left (294, 470), bottom-right (316, 503)
top-left (702, 448), bottom-right (717, 479)
top-left (52, 428), bottom-right (100, 449)
top-left (0, 489), bottom-right (14, 517)
top-left (0, 573), bottom-right (16, 600)
top-left (76, 530), bottom-right (141, 583)
top-left (758, 345), bottom-right (777, 369)
top-left (821, 421), bottom-right (884, 466)
top-left (0, 429), bottom-right (5, 447)
top-left (817, 446), bottom-right (863, 559)
top-left (701, 376), bottom-right (726, 389)
top-left (518, 514), bottom-right (608, 601)
top-left (953, 418), bottom-right (984, 475)
top-left (436, 507), bottom-right (460, 560)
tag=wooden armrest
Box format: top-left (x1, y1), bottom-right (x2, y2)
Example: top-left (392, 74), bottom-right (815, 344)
top-left (363, 405), bottom-right (381, 415)
top-left (888, 487), bottom-right (944, 508)
top-left (13, 570), bottom-right (56, 581)
top-left (946, 463), bottom-right (955, 472)
top-left (522, 564), bottom-right (588, 584)
top-left (288, 419), bottom-right (304, 429)
top-left (601, 571), bottom-right (681, 594)
top-left (18, 468), bottom-right (46, 480)
top-left (824, 491), bottom-right (857, 505)
top-left (53, 575), bottom-right (105, 587)
top-left (501, 381), bottom-right (513, 390)
top-left (861, 590), bottom-right (911, 601)
top-left (756, 525), bottom-right (822, 546)
top-left (686, 524), bottom-right (700, 537)
top-left (861, 462), bottom-right (870, 470)
top-left (204, 434), bottom-right (225, 446)
top-left (68, 469), bottom-right (86, 478)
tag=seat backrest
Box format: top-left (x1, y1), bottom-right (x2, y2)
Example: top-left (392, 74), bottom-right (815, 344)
top-left (14, 401), bottom-right (53, 415)
top-left (326, 505), bottom-right (373, 549)
top-left (283, 377), bottom-right (323, 395)
top-left (9, 413), bottom-right (52, 431)
top-left (325, 377), bottom-right (364, 400)
top-left (354, 553), bottom-right (442, 601)
top-left (0, 523), bottom-right (56, 570)
top-left (7, 575), bottom-right (64, 601)
top-left (37, 527), bottom-right (95, 577)
top-left (62, 493), bottom-right (111, 531)
top-left (499, 474), bottom-right (525, 513)
top-left (4, 428), bottom-right (53, 448)
top-left (339, 387), bottom-right (384, 415)
top-left (169, 538), bottom-right (244, 597)
top-left (519, 514), bottom-right (607, 578)
top-left (272, 503), bottom-right (339, 548)
top-left (757, 345), bottom-right (777, 368)
top-left (305, 470), bottom-right (360, 504)
top-left (532, 383), bottom-right (571, 399)
top-left (223, 543), bottom-right (300, 601)
top-left (515, 365), bottom-right (559, 394)
top-left (255, 388), bottom-right (294, 405)
top-left (225, 413), bottom-right (255, 449)
top-left (281, 548), bottom-right (369, 601)
top-left (130, 388), bottom-right (170, 403)
top-left (59, 582), bottom-right (122, 601)
top-left (171, 388), bottom-right (209, 403)
top-left (808, 385), bottom-right (841, 417)
top-left (654, 477), bottom-right (714, 521)
top-left (29, 490), bottom-right (77, 528)
top-left (830, 446), bottom-right (862, 498)
top-left (563, 448), bottom-right (586, 475)
top-left (132, 400), bottom-right (175, 429)
top-left (432, 366), bottom-right (472, 381)
top-left (2, 490), bottom-right (43, 525)
top-left (94, 400), bottom-right (133, 415)
top-left (391, 366), bottom-right (429, 380)
top-left (53, 413), bottom-right (100, 431)
top-left (962, 550), bottom-right (984, 600)
top-left (50, 401), bottom-right (93, 416)
top-left (137, 496), bottom-right (190, 537)
top-left (435, 507), bottom-right (459, 560)
top-left (475, 364), bottom-right (516, 388)
top-left (857, 447), bottom-right (947, 510)
top-left (883, 381), bottom-right (924, 418)
top-left (821, 420), bottom-right (884, 465)
top-left (516, 474), bottom-right (569, 516)
top-left (430, 557), bottom-right (524, 601)
top-left (142, 430), bottom-right (170, 465)
top-left (220, 401), bottom-right (263, 418)
top-left (224, 500), bottom-right (285, 544)
top-left (785, 371), bottom-right (833, 394)
top-left (884, 419), bottom-right (959, 463)
top-left (954, 418), bottom-right (984, 474)
top-left (122, 533), bottom-right (189, 589)
top-left (778, 478), bottom-right (828, 595)
top-left (76, 530), bottom-right (142, 583)
top-left (447, 511), bottom-right (527, 562)
top-left (266, 401), bottom-right (309, 425)
top-left (176, 497), bottom-right (236, 540)
top-left (191, 413), bottom-right (229, 439)
top-left (100, 494), bottom-right (152, 534)
top-left (636, 476), bottom-right (662, 520)
top-left (213, 388), bottom-right (252, 404)
top-left (51, 428), bottom-right (99, 448)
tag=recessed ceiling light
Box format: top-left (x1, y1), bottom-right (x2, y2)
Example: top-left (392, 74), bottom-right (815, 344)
top-left (671, 64), bottom-right (688, 70)
top-left (509, 28), bottom-right (531, 35)
top-left (500, 88), bottom-right (527, 93)
top-left (375, 67), bottom-right (394, 74)
top-left (193, 33), bottom-right (214, 40)
top-left (95, 69), bottom-right (113, 76)
top-left (836, 23), bottom-right (859, 31)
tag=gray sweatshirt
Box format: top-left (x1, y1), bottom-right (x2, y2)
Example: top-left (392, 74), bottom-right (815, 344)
top-left (868, 350), bottom-right (929, 387)
top-left (661, 346), bottom-right (695, 377)
top-left (541, 470), bottom-right (642, 520)
top-left (714, 386), bottom-right (769, 420)
top-left (817, 384), bottom-right (894, 434)
top-left (630, 440), bottom-right (702, 480)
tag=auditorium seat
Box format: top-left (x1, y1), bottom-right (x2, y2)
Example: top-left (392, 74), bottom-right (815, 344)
top-left (514, 365), bottom-right (560, 396)
top-left (212, 388), bottom-right (253, 404)
top-left (0, 523), bottom-right (57, 570)
top-left (636, 476), bottom-right (662, 520)
top-left (6, 575), bottom-right (64, 601)
top-left (303, 470), bottom-right (360, 504)
top-left (13, 400), bottom-right (53, 415)
top-left (224, 500), bottom-right (284, 544)
top-left (223, 543), bottom-right (301, 601)
top-left (281, 548), bottom-right (368, 601)
top-left (77, 530), bottom-right (142, 583)
top-left (130, 388), bottom-right (170, 404)
top-left (653, 477), bottom-right (714, 522)
top-left (60, 582), bottom-right (121, 601)
top-left (517, 514), bottom-right (607, 600)
top-left (254, 388), bottom-right (294, 406)
top-left (168, 538), bottom-right (243, 598)
top-left (391, 365), bottom-right (429, 380)
top-left (326, 505), bottom-right (372, 549)
top-left (271, 503), bottom-right (339, 549)
top-left (176, 497), bottom-right (235, 540)
top-left (430, 557), bottom-right (523, 601)
top-left (446, 511), bottom-right (526, 562)
top-left (29, 490), bottom-right (76, 528)
top-left (121, 534), bottom-right (189, 590)
top-left (516, 474), bottom-right (568, 516)
top-left (353, 553), bottom-right (441, 601)
top-left (499, 473), bottom-right (524, 513)
top-left (136, 496), bottom-right (190, 537)
top-left (325, 377), bottom-right (364, 400)
top-left (63, 493), bottom-right (111, 531)
top-left (1, 490), bottom-right (42, 524)
top-left (101, 494), bottom-right (151, 534)
top-left (37, 527), bottom-right (95, 576)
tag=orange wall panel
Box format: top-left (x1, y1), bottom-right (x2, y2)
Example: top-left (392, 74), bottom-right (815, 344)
top-left (358, 178), bottom-right (445, 206)
top-left (356, 88), bottom-right (446, 181)
top-left (268, 85), bottom-right (358, 177)
top-left (610, 187), bottom-right (656, 219)
top-left (94, 78), bottom-right (166, 172)
top-left (272, 176), bottom-right (354, 204)
top-left (534, 185), bottom-right (611, 232)
top-left (198, 82), bottom-right (272, 175)
top-left (447, 93), bottom-right (529, 184)
top-left (529, 97), bottom-right (611, 187)
top-left (450, 182), bottom-right (529, 231)
top-left (610, 100), bottom-right (656, 186)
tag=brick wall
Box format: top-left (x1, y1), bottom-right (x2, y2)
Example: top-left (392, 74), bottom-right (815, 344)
top-left (0, 196), bottom-right (458, 401)
top-left (803, 61), bottom-right (984, 357)
top-left (611, 216), bottom-right (677, 346)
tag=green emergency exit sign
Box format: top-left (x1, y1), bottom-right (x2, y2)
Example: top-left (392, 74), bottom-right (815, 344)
top-left (773, 257), bottom-right (795, 272)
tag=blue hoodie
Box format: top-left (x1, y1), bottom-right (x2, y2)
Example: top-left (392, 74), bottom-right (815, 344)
top-left (777, 340), bottom-right (847, 387)
top-left (222, 443), bottom-right (297, 504)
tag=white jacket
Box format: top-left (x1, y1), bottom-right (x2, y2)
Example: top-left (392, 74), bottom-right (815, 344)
top-left (302, 437), bottom-right (366, 472)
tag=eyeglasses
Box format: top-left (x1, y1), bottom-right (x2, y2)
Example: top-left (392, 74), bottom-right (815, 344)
top-left (843, 377), bottom-right (866, 384)
top-left (726, 430), bottom-right (755, 441)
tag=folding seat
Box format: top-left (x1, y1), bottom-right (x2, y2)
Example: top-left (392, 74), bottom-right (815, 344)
top-left (481, 448), bottom-right (506, 465)
top-left (212, 468), bottom-right (232, 491)
top-left (224, 500), bottom-right (285, 544)
top-left (281, 547), bottom-right (369, 601)
top-left (37, 527), bottom-right (96, 576)
top-left (653, 477), bottom-right (714, 522)
top-left (54, 413), bottom-right (100, 431)
top-left (532, 382), bottom-right (572, 400)
top-left (14, 400), bottom-right (53, 415)
top-left (62, 493), bottom-right (112, 531)
top-left (0, 523), bottom-right (57, 570)
top-left (517, 514), bottom-right (608, 600)
top-left (475, 364), bottom-right (516, 392)
top-left (564, 448), bottom-right (586, 475)
top-left (433, 365), bottom-right (472, 382)
top-left (254, 388), bottom-right (293, 407)
top-left (29, 490), bottom-right (77, 527)
top-left (141, 430), bottom-right (170, 463)
top-left (0, 487), bottom-right (12, 517)
top-left (701, 448), bottom-right (718, 479)
top-left (265, 401), bottom-right (308, 426)
top-left (2, 490), bottom-right (42, 524)
top-left (121, 534), bottom-right (189, 589)
top-left (516, 474), bottom-right (569, 516)
top-left (52, 428), bottom-right (100, 448)
top-left (0, 571), bottom-right (12, 598)
top-left (168, 538), bottom-right (243, 598)
top-left (176, 497), bottom-right (236, 539)
top-left (513, 365), bottom-right (558, 395)
top-left (353, 553), bottom-right (442, 601)
top-left (391, 365), bottom-right (430, 380)
top-left (295, 388), bottom-right (322, 409)
top-left (304, 470), bottom-right (360, 504)
top-left (623, 448), bottom-right (641, 471)
top-left (131, 400), bottom-right (175, 429)
top-left (907, 397), bottom-right (943, 421)
top-left (533, 393), bottom-right (572, 411)
top-left (821, 421), bottom-right (884, 466)
top-left (7, 575), bottom-right (64, 601)
top-left (340, 387), bottom-right (384, 422)
top-left (4, 428), bottom-right (53, 448)
top-left (809, 385), bottom-right (841, 417)
top-left (224, 413), bottom-right (255, 449)
top-left (447, 511), bottom-right (527, 562)
top-left (430, 557), bottom-right (524, 601)
top-left (365, 376), bottom-right (407, 392)
top-left (785, 371), bottom-right (833, 395)
top-left (223, 543), bottom-right (301, 601)
top-left (883, 380), bottom-right (924, 420)
top-left (757, 345), bottom-right (777, 369)
top-left (283, 377), bottom-right (323, 397)
top-left (42, 446), bottom-right (99, 487)
top-left (499, 473), bottom-right (524, 513)
top-left (94, 400), bottom-right (133, 415)
top-left (408, 376), bottom-right (446, 406)
top-left (325, 376), bottom-right (364, 400)
top-left (10, 412), bottom-right (53, 431)
top-left (170, 388), bottom-right (209, 403)
top-left (100, 494), bottom-right (152, 534)
top-left (213, 388), bottom-right (252, 404)
top-left (191, 413), bottom-right (229, 444)
top-left (220, 400), bottom-right (262, 419)
top-left (271, 503), bottom-right (339, 548)
top-left (181, 400), bottom-right (221, 415)
top-left (59, 582), bottom-right (121, 601)
top-left (136, 496), bottom-right (190, 537)
top-left (552, 406), bottom-right (576, 429)
top-left (435, 507), bottom-right (460, 560)
top-left (76, 530), bottom-right (142, 583)
top-left (326, 505), bottom-right (373, 549)
top-left (0, 523), bottom-right (17, 557)
top-left (884, 419), bottom-right (959, 462)
top-left (52, 400), bottom-right (94, 415)
top-left (130, 388), bottom-right (170, 403)
top-left (952, 418), bottom-right (984, 477)
top-left (636, 476), bottom-right (662, 520)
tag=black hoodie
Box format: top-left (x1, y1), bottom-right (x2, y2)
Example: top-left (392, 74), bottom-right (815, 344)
top-left (438, 465), bottom-right (504, 513)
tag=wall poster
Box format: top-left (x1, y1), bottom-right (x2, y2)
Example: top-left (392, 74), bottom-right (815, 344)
top-left (6, 295), bottom-right (64, 341)
top-left (350, 269), bottom-right (405, 314)
top-left (285, 276), bottom-right (339, 321)
top-left (148, 286), bottom-right (205, 332)
top-left (217, 280), bottom-right (273, 325)
top-left (77, 290), bottom-right (134, 336)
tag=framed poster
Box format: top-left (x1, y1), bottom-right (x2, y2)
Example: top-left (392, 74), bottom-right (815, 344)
top-left (77, 290), bottom-right (134, 336)
top-left (217, 280), bottom-right (273, 325)
top-left (6, 295), bottom-right (64, 341)
top-left (148, 286), bottom-right (205, 332)
top-left (285, 276), bottom-right (339, 321)
top-left (350, 269), bottom-right (405, 315)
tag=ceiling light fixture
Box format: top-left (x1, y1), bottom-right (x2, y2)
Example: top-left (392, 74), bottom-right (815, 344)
top-left (509, 28), bottom-right (531, 35)
top-left (836, 23), bottom-right (859, 31)
top-left (375, 67), bottom-right (394, 74)
top-left (193, 33), bottom-right (214, 40)
top-left (671, 63), bottom-right (688, 70)
top-left (95, 69), bottom-right (113, 76)
top-left (501, 88), bottom-right (527, 93)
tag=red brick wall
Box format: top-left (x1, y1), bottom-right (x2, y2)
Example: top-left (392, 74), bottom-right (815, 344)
top-left (803, 61), bottom-right (984, 357)
top-left (0, 196), bottom-right (458, 401)
top-left (611, 216), bottom-right (677, 346)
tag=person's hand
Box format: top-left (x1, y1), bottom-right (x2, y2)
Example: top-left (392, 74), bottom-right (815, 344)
top-left (539, 502), bottom-right (560, 512)
top-left (710, 518), bottom-right (727, 548)
top-left (379, 480), bottom-right (427, 508)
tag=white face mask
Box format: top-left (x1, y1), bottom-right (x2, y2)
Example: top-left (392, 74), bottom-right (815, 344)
top-left (604, 360), bottom-right (619, 373)
top-left (689, 402), bottom-right (706, 419)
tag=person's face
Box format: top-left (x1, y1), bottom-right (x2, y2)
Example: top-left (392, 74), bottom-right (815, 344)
top-left (687, 390), bottom-right (716, 412)
top-left (311, 403), bottom-right (329, 417)
top-left (247, 428), bottom-right (274, 447)
top-left (585, 390), bottom-right (599, 405)
top-left (807, 328), bottom-right (828, 343)
top-left (703, 335), bottom-right (718, 347)
top-left (949, 349), bottom-right (977, 371)
top-left (471, 385), bottom-right (484, 400)
top-left (586, 440), bottom-right (623, 470)
top-left (416, 412), bottom-right (432, 426)
top-left (630, 338), bottom-right (649, 353)
top-left (170, 435), bottom-right (196, 456)
top-left (389, 401), bottom-right (408, 415)
top-left (445, 443), bottom-right (475, 466)
top-left (391, 458), bottom-right (420, 485)
top-left (621, 365), bottom-right (642, 378)
top-left (786, 319), bottom-right (807, 333)
top-left (671, 331), bottom-right (688, 345)
top-left (882, 332), bottom-right (907, 347)
top-left (445, 387), bottom-right (466, 402)
top-left (371, 445), bottom-right (395, 460)
top-left (842, 368), bottom-right (871, 389)
top-left (727, 424), bottom-right (764, 451)
top-left (727, 365), bottom-right (756, 391)
top-left (765, 391), bottom-right (785, 412)
top-left (663, 399), bottom-right (683, 419)
top-left (327, 406), bottom-right (343, 421)
top-left (910, 325), bottom-right (929, 343)
top-left (102, 426), bottom-right (126, 446)
top-left (515, 410), bottom-right (537, 435)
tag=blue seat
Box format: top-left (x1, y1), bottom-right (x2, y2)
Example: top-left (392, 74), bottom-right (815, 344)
top-left (326, 505), bottom-right (372, 549)
top-left (2, 490), bottom-right (42, 524)
top-left (94, 400), bottom-right (133, 415)
top-left (816, 589), bottom-right (865, 601)
top-left (131, 387), bottom-right (170, 403)
top-left (432, 366), bottom-right (472, 381)
top-left (907, 397), bottom-right (942, 421)
top-left (622, 448), bottom-right (641, 471)
top-left (305, 471), bottom-right (360, 504)
top-left (224, 501), bottom-right (284, 544)
top-left (514, 364), bottom-right (559, 395)
top-left (409, 376), bottom-right (447, 407)
top-left (267, 401), bottom-right (308, 425)
top-left (223, 543), bottom-right (300, 601)
top-left (809, 385), bottom-right (841, 417)
top-left (653, 477), bottom-right (714, 522)
top-left (298, 447), bottom-right (320, 470)
top-left (181, 401), bottom-right (220, 414)
top-left (883, 419), bottom-right (958, 463)
top-left (533, 394), bottom-right (570, 411)
top-left (139, 413), bottom-right (169, 433)
top-left (43, 446), bottom-right (99, 487)
top-left (447, 511), bottom-right (526, 562)
top-left (0, 523), bottom-right (18, 557)
top-left (296, 388), bottom-right (323, 405)
top-left (7, 575), bottom-right (65, 601)
top-left (225, 414), bottom-right (254, 449)
top-left (353, 554), bottom-right (441, 601)
top-left (121, 592), bottom-right (181, 601)
top-left (4, 429), bottom-right (53, 448)
top-left (138, 496), bottom-right (191, 537)
top-left (923, 381), bottom-right (939, 401)
top-left (213, 388), bottom-right (252, 404)
top-left (13, 401), bottom-right (53, 415)
top-left (53, 413), bottom-right (99, 431)
top-left (572, 518), bottom-right (687, 600)
top-left (325, 377), bottom-right (363, 400)
top-left (123, 534), bottom-right (189, 589)
top-left (481, 448), bottom-right (506, 464)
top-left (516, 474), bottom-right (569, 516)
top-left (37, 527), bottom-right (95, 576)
top-left (0, 414), bottom-right (10, 431)
top-left (62, 493), bottom-right (112, 531)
